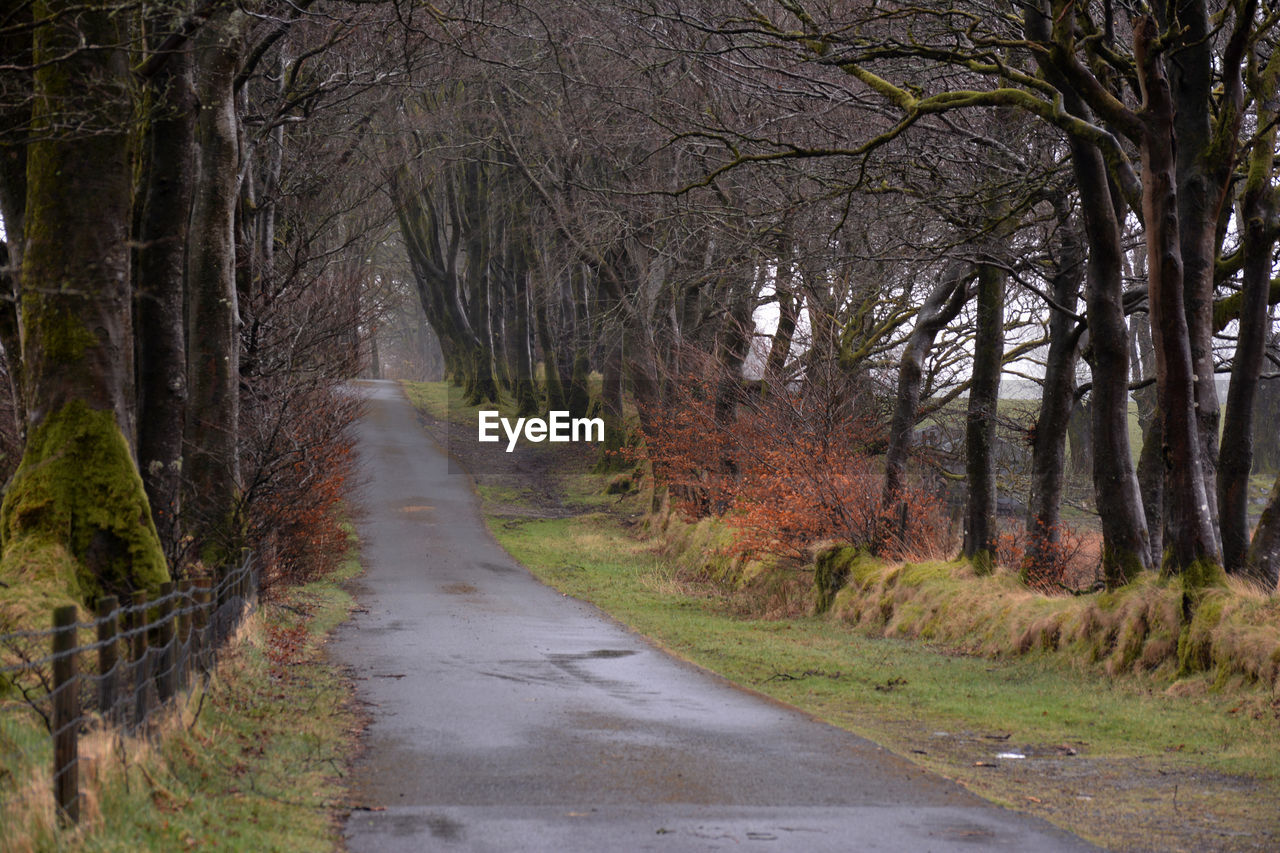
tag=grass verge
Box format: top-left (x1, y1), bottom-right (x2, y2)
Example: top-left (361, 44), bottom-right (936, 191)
top-left (1, 550), bottom-right (361, 852)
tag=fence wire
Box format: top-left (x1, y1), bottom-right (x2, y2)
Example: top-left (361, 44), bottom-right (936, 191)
top-left (0, 555), bottom-right (257, 831)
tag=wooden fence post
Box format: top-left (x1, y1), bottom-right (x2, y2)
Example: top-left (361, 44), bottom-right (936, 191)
top-left (156, 583), bottom-right (176, 705)
top-left (52, 605), bottom-right (79, 825)
top-left (177, 580), bottom-right (193, 690)
top-left (193, 579), bottom-right (212, 673)
top-left (96, 596), bottom-right (118, 722)
top-left (130, 590), bottom-right (151, 728)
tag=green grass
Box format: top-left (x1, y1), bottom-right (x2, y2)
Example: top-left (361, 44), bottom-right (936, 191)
top-left (401, 374), bottom-right (604, 427)
top-left (2, 551), bottom-right (362, 851)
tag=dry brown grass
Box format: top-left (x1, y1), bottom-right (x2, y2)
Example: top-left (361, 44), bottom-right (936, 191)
top-left (647, 501), bottom-right (1280, 699)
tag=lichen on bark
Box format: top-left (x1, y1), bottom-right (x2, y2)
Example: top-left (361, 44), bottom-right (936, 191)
top-left (0, 401), bottom-right (169, 603)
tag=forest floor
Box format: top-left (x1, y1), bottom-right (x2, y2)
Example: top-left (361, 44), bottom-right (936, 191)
top-left (403, 380), bottom-right (1280, 853)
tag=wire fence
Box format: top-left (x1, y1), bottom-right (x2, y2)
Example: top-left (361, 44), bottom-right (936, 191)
top-left (0, 555), bottom-right (258, 828)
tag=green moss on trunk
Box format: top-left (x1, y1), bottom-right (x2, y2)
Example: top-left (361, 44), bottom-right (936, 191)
top-left (813, 546), bottom-right (858, 613)
top-left (1, 401), bottom-right (168, 603)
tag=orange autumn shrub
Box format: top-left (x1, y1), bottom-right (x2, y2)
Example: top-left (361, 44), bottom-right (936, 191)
top-left (241, 383), bottom-right (361, 594)
top-left (642, 360), bottom-right (945, 560)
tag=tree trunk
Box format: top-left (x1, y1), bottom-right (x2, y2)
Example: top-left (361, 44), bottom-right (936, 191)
top-left (535, 275), bottom-right (568, 411)
top-left (1135, 16), bottom-right (1221, 579)
top-left (1073, 140), bottom-right (1152, 583)
top-left (1163, 0), bottom-right (1251, 562)
top-left (0, 10), bottom-right (31, 442)
top-left (135, 45), bottom-right (196, 562)
top-left (514, 304), bottom-right (538, 415)
top-left (393, 178), bottom-right (472, 388)
top-left (1254, 328), bottom-right (1280, 473)
top-left (490, 272), bottom-right (512, 393)
top-left (1227, 47), bottom-right (1280, 581)
top-left (0, 244), bottom-right (22, 451)
top-left (594, 259), bottom-right (628, 470)
top-left (0, 0), bottom-right (168, 601)
top-left (765, 238), bottom-right (799, 389)
top-left (1246, 472), bottom-right (1280, 591)
top-left (1066, 390), bottom-right (1092, 479)
top-left (1026, 0), bottom-right (1152, 584)
top-left (1220, 168), bottom-right (1276, 573)
top-left (962, 262), bottom-right (1004, 573)
top-left (881, 261), bottom-right (969, 516)
top-left (712, 285), bottom-right (755, 438)
top-left (566, 266), bottom-right (591, 417)
top-left (185, 11), bottom-right (245, 564)
top-left (1131, 310), bottom-right (1164, 558)
top-left (1023, 205), bottom-right (1084, 579)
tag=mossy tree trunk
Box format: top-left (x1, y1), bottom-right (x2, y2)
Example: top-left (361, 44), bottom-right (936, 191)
top-left (135, 37), bottom-right (196, 562)
top-left (490, 273), bottom-right (513, 394)
top-left (595, 334), bottom-right (627, 470)
top-left (0, 0), bottom-right (168, 601)
top-left (0, 243), bottom-right (22, 455)
top-left (185, 9), bottom-right (245, 565)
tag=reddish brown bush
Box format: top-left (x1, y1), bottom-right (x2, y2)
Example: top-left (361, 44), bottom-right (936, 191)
top-left (1000, 519), bottom-right (1095, 593)
top-left (240, 382), bottom-right (362, 595)
top-left (641, 358), bottom-right (945, 560)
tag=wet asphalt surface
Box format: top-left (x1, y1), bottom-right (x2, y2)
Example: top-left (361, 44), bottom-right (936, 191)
top-left (334, 381), bottom-right (1095, 852)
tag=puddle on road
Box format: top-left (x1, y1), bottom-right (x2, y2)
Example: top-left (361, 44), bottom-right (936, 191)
top-left (547, 649), bottom-right (639, 663)
top-left (425, 814), bottom-right (464, 840)
top-left (442, 583), bottom-right (479, 595)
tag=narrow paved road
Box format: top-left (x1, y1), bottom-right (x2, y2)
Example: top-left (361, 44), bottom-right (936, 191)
top-left (335, 381), bottom-right (1093, 852)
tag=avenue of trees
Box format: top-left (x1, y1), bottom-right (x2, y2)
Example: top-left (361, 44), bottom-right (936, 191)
top-left (1, 0), bottom-right (1279, 618)
top-left (388, 0), bottom-right (1280, 592)
top-left (0, 0), bottom-right (397, 607)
